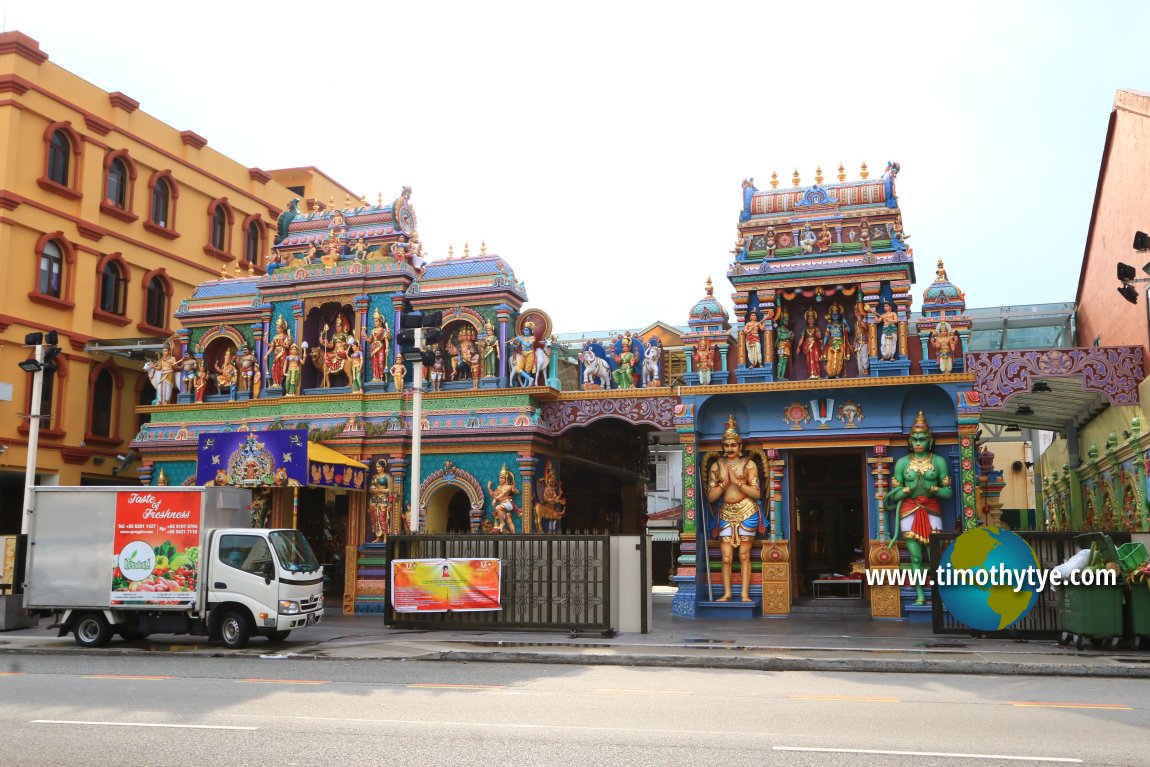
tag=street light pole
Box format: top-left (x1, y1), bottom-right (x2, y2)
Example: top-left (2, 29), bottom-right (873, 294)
top-left (21, 342), bottom-right (45, 536)
top-left (410, 327), bottom-right (424, 532)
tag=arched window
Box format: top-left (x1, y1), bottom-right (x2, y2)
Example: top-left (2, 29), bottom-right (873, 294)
top-left (106, 157), bottom-right (128, 208)
top-left (48, 130), bottom-right (70, 186)
top-left (151, 178), bottom-right (170, 227)
top-left (211, 205), bottom-right (227, 250)
top-left (90, 368), bottom-right (115, 438)
top-left (99, 260), bottom-right (127, 314)
top-left (145, 275), bottom-right (169, 329)
top-left (39, 240), bottom-right (63, 297)
top-left (244, 221), bottom-right (261, 266)
top-left (39, 367), bottom-right (55, 424)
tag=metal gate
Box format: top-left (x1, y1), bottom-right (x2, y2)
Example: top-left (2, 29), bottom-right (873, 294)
top-left (930, 531), bottom-right (1130, 638)
top-left (384, 533), bottom-right (612, 631)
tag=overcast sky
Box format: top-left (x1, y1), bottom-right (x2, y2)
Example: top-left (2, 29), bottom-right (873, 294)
top-left (8, 1), bottom-right (1149, 333)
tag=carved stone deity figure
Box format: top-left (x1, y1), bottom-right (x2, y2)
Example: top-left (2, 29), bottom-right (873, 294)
top-left (214, 347), bottom-right (237, 394)
top-left (765, 226), bottom-right (777, 258)
top-left (251, 488), bottom-right (272, 529)
top-left (853, 301), bottom-right (871, 376)
top-left (612, 334), bottom-right (638, 389)
top-left (367, 308), bottom-right (391, 382)
top-left (871, 301), bottom-right (899, 361)
top-left (236, 345), bottom-right (257, 393)
top-left (509, 321), bottom-right (546, 388)
top-left (429, 348), bottom-right (446, 391)
top-left (695, 337), bottom-right (715, 385)
top-left (348, 339), bottom-right (364, 393)
top-left (800, 225), bottom-right (817, 254)
top-left (799, 307), bottom-right (823, 379)
top-left (815, 224), bottom-right (832, 253)
top-left (859, 218), bottom-right (871, 251)
top-left (775, 310), bottom-right (793, 380)
top-left (821, 303), bottom-right (851, 379)
top-left (743, 311), bottom-right (764, 368)
top-left (321, 315), bottom-right (351, 371)
top-left (193, 360), bottom-right (207, 402)
top-left (458, 328), bottom-right (476, 381)
top-left (284, 344), bottom-right (303, 396)
top-left (481, 320), bottom-right (500, 378)
top-left (885, 410), bottom-right (953, 605)
top-left (154, 342), bottom-right (178, 404)
top-left (389, 358), bottom-right (407, 392)
top-left (488, 465), bottom-right (521, 533)
top-left (368, 459), bottom-right (393, 542)
top-left (705, 415), bottom-right (764, 603)
top-left (267, 317), bottom-right (292, 388)
top-left (534, 462), bottom-right (567, 533)
top-left (931, 321), bottom-right (958, 374)
top-left (180, 353), bottom-right (198, 395)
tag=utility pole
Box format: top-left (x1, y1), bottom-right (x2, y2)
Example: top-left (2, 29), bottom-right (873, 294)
top-left (20, 341), bottom-right (44, 536)
top-left (410, 326), bottom-right (424, 532)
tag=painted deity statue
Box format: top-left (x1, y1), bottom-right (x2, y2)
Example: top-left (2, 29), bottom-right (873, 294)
top-left (743, 311), bottom-right (764, 369)
top-left (800, 225), bottom-right (817, 254)
top-left (481, 320), bottom-right (500, 378)
top-left (775, 310), bottom-right (793, 380)
top-left (695, 337), bottom-right (715, 385)
top-left (367, 308), bottom-right (391, 382)
top-left (457, 328), bottom-right (477, 382)
top-left (180, 353), bottom-right (198, 395)
top-left (193, 360), bottom-right (207, 402)
top-left (267, 316), bottom-right (292, 388)
top-left (821, 303), bottom-right (851, 379)
top-left (853, 301), bottom-right (871, 376)
top-left (705, 415), bottom-right (764, 603)
top-left (368, 459), bottom-right (393, 542)
top-left (885, 411), bottom-right (953, 605)
top-left (236, 345), bottom-right (257, 394)
top-left (870, 301), bottom-right (899, 361)
top-left (799, 307), bottom-right (823, 379)
top-left (320, 315), bottom-right (351, 373)
top-left (815, 224), bottom-right (832, 253)
top-left (284, 344), bottom-right (303, 396)
top-left (348, 339), bottom-right (364, 392)
top-left (931, 321), bottom-right (958, 374)
top-left (214, 347), bottom-right (237, 394)
top-left (509, 321), bottom-right (546, 387)
top-left (488, 465), bottom-right (521, 533)
top-left (534, 462), bottom-right (567, 533)
top-left (154, 341), bottom-right (178, 404)
top-left (612, 334), bottom-right (638, 389)
top-left (389, 358), bottom-right (407, 392)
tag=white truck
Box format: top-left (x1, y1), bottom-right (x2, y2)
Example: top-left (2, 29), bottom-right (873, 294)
top-left (23, 486), bottom-right (324, 649)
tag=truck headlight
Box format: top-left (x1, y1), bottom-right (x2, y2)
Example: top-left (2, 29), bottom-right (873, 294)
top-left (278, 600), bottom-right (300, 614)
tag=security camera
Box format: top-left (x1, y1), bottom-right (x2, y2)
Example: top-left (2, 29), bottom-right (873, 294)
top-left (1011, 460), bottom-right (1024, 472)
top-left (115, 454), bottom-right (127, 462)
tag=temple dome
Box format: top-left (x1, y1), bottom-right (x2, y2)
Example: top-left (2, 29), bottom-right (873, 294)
top-left (687, 277), bottom-right (730, 329)
top-left (922, 258), bottom-right (966, 314)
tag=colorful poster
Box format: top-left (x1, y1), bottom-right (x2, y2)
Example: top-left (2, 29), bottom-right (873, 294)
top-left (196, 429), bottom-right (308, 487)
top-left (111, 491), bottom-right (202, 606)
top-left (391, 558), bottom-right (501, 612)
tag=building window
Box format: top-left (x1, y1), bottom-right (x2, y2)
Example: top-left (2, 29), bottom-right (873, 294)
top-left (39, 368), bottom-right (55, 425)
top-left (211, 205), bottom-right (227, 250)
top-left (90, 368), bottom-right (114, 438)
top-left (244, 221), bottom-right (261, 266)
top-left (151, 178), bottom-right (170, 227)
top-left (48, 130), bottom-right (70, 186)
top-left (105, 157), bottom-right (128, 208)
top-left (145, 275), bottom-right (168, 329)
top-left (99, 259), bottom-right (127, 314)
top-left (39, 239), bottom-right (63, 297)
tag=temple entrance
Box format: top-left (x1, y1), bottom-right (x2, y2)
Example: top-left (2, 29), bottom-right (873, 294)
top-left (296, 487), bottom-right (349, 599)
top-left (790, 450), bottom-right (867, 599)
top-left (423, 487), bottom-right (472, 533)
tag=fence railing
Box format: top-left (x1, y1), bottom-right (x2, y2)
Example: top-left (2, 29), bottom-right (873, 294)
top-left (930, 531), bottom-right (1131, 638)
top-left (384, 533), bottom-right (612, 632)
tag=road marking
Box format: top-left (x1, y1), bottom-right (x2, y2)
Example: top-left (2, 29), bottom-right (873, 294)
top-left (773, 746), bottom-right (1082, 763)
top-left (31, 720), bottom-right (256, 731)
top-left (408, 683), bottom-right (505, 690)
top-left (1009, 701), bottom-right (1132, 710)
top-left (790, 694), bottom-right (899, 703)
top-left (238, 678), bottom-right (329, 685)
top-left (594, 688), bottom-right (692, 696)
top-left (81, 675), bottom-right (173, 681)
top-left (239, 714), bottom-right (767, 737)
top-left (0, 672), bottom-right (25, 676)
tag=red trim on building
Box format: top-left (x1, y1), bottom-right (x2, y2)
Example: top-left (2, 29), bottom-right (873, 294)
top-left (0, 31), bottom-right (49, 65)
top-left (180, 130), bottom-right (207, 149)
top-left (108, 91), bottom-right (139, 113)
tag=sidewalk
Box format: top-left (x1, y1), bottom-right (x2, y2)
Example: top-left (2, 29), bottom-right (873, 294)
top-left (2, 592), bottom-right (1148, 678)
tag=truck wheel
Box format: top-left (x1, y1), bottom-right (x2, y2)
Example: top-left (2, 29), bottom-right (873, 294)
top-left (266, 630), bottom-right (291, 642)
top-left (219, 610), bottom-right (251, 649)
top-left (74, 612), bottom-right (112, 648)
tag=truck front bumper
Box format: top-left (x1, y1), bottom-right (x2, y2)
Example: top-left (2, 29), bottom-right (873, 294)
top-left (276, 609), bottom-right (323, 631)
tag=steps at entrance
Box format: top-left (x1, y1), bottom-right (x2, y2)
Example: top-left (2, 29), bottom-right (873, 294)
top-left (790, 598), bottom-right (872, 620)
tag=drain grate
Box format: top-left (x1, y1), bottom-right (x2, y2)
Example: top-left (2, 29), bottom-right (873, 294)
top-left (684, 638), bottom-right (736, 644)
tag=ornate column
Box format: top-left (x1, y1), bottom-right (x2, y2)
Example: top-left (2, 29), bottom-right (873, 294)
top-left (760, 448), bottom-right (790, 617)
top-left (958, 424), bottom-right (979, 530)
top-left (497, 304), bottom-right (512, 388)
top-left (867, 444), bottom-right (901, 619)
top-left (517, 454), bottom-right (536, 533)
top-left (389, 455), bottom-right (409, 534)
top-left (672, 414), bottom-right (698, 618)
top-left (684, 348), bottom-right (694, 374)
top-left (718, 342), bottom-right (730, 383)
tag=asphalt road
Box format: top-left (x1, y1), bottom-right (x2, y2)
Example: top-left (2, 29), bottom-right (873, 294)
top-left (1, 654), bottom-right (1146, 766)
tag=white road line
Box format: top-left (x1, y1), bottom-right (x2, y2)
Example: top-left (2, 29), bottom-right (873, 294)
top-left (31, 720), bottom-right (256, 731)
top-left (773, 746), bottom-right (1082, 763)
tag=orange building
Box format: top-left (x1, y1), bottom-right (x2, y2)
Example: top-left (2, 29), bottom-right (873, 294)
top-left (0, 31), bottom-right (353, 531)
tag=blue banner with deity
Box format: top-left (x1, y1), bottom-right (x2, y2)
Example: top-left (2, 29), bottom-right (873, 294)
top-left (197, 430), bottom-right (308, 487)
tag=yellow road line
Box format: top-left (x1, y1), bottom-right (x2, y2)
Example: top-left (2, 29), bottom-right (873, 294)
top-left (790, 695), bottom-right (900, 703)
top-left (408, 683), bottom-right (505, 690)
top-left (0, 672), bottom-right (25, 676)
top-left (594, 688), bottom-right (692, 696)
top-left (238, 678), bottom-right (329, 685)
top-left (81, 675), bottom-right (173, 680)
top-left (1010, 701), bottom-right (1132, 710)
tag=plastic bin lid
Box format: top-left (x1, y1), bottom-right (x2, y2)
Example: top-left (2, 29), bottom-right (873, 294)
top-left (1074, 532), bottom-right (1121, 563)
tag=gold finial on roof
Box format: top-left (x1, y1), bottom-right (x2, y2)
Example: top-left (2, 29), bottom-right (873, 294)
top-left (860, 161), bottom-right (869, 180)
top-left (156, 468), bottom-right (169, 486)
top-left (770, 170), bottom-right (778, 189)
top-left (328, 195), bottom-right (334, 210)
top-left (936, 258), bottom-right (948, 281)
top-left (815, 165), bottom-right (823, 185)
top-left (233, 263), bottom-right (241, 277)
top-left (705, 275), bottom-right (714, 296)
top-left (481, 240), bottom-right (487, 255)
top-left (377, 192), bottom-right (383, 207)
top-left (219, 263), bottom-right (228, 279)
top-left (448, 243), bottom-right (454, 259)
top-left (360, 195), bottom-right (368, 207)
top-left (344, 193), bottom-right (351, 208)
top-left (247, 263), bottom-right (255, 277)
top-left (464, 241), bottom-right (470, 258)
top-left (837, 162), bottom-right (845, 183)
top-left (792, 168), bottom-right (800, 187)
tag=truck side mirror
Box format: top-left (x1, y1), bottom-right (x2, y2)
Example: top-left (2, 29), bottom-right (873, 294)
top-left (262, 561), bottom-right (274, 583)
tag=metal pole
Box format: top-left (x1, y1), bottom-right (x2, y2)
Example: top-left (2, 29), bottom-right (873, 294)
top-left (410, 327), bottom-right (424, 532)
top-left (21, 343), bottom-right (45, 536)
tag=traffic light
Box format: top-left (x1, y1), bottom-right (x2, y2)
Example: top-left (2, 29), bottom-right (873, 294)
top-left (421, 310), bottom-right (442, 346)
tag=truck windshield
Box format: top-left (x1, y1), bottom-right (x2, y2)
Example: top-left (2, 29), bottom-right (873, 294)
top-left (269, 531), bottom-right (321, 573)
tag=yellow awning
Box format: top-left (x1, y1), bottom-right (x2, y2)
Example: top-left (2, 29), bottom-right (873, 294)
top-left (307, 442), bottom-right (367, 470)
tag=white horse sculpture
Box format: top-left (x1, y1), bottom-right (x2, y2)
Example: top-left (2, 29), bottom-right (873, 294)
top-left (143, 360), bottom-right (175, 405)
top-left (641, 344), bottom-right (661, 386)
top-left (580, 348), bottom-right (611, 389)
